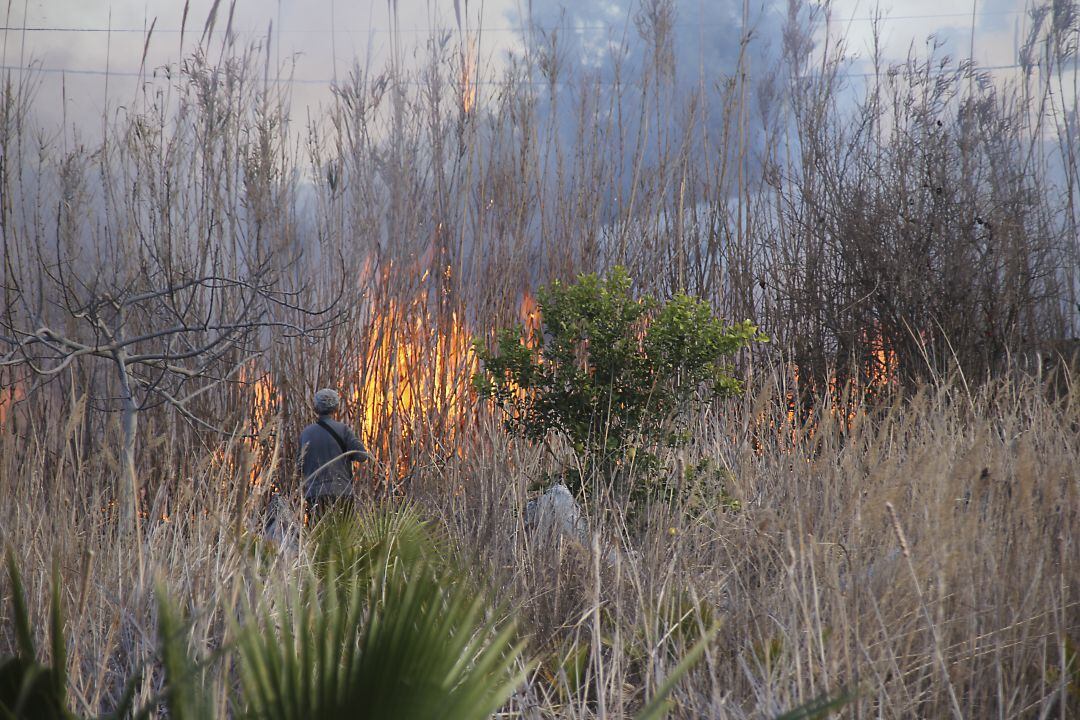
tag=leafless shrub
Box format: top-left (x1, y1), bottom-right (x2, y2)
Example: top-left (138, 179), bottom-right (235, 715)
top-left (0, 44), bottom-right (340, 533)
top-left (761, 6), bottom-right (1078, 397)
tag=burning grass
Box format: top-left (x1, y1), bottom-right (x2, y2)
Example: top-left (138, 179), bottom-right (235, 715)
top-left (1, 371), bottom-right (1076, 718)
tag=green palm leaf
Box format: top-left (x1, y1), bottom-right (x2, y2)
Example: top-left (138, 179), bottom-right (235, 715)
top-left (773, 688), bottom-right (855, 720)
top-left (239, 506), bottom-right (526, 720)
top-left (1, 553), bottom-right (74, 720)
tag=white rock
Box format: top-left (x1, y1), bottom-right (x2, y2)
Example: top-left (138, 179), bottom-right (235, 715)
top-left (524, 483), bottom-right (590, 544)
top-left (263, 494), bottom-right (300, 553)
top-left (523, 484), bottom-right (636, 565)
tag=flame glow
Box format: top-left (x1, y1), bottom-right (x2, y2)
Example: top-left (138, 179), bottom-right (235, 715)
top-left (223, 367), bottom-right (281, 488)
top-left (250, 372), bottom-right (278, 433)
top-left (865, 327), bottom-right (898, 389)
top-left (353, 295), bottom-right (478, 465)
top-left (460, 35), bottom-right (478, 115)
top-left (0, 383), bottom-right (24, 426)
top-left (235, 281), bottom-right (902, 481)
top-left (755, 326), bottom-right (899, 453)
top-left (520, 290), bottom-right (541, 340)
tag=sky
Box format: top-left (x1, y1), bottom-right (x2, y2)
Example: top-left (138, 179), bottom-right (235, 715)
top-left (0, 0), bottom-right (1041, 135)
top-left (3, 0), bottom-right (518, 132)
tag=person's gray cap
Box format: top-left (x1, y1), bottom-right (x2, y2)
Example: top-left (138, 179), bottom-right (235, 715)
top-left (313, 388), bottom-right (340, 415)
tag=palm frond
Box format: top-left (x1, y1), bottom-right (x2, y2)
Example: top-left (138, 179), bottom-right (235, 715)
top-left (635, 623), bottom-right (720, 720)
top-left (0, 552), bottom-right (73, 720)
top-left (239, 505), bottom-right (526, 720)
top-left (153, 583), bottom-right (219, 720)
top-left (773, 688), bottom-right (856, 720)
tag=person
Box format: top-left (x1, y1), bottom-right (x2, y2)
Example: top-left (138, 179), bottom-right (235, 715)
top-left (298, 388), bottom-right (371, 522)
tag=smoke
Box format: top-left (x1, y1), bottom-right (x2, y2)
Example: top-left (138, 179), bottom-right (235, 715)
top-left (506, 0), bottom-right (790, 214)
top-left (513, 0), bottom-right (775, 82)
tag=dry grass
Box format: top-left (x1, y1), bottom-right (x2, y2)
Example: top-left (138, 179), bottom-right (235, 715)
top-left (1, 371), bottom-right (1077, 718)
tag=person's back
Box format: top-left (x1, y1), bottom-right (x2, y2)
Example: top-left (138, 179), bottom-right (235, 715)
top-left (298, 388), bottom-right (371, 516)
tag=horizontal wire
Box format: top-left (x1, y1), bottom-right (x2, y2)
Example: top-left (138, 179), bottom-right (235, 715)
top-left (0, 61), bottom-right (1033, 86)
top-left (0, 8), bottom-right (1043, 85)
top-left (0, 9), bottom-right (1031, 36)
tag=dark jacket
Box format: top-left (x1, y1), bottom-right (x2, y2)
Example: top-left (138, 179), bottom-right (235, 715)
top-left (299, 415), bottom-right (369, 500)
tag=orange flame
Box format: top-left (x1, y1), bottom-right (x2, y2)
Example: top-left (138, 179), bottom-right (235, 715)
top-left (749, 326), bottom-right (898, 453)
top-left (520, 290), bottom-right (541, 345)
top-left (250, 371), bottom-right (278, 432)
top-left (233, 264), bottom-right (484, 489)
top-left (345, 265), bottom-right (479, 481)
top-left (460, 35), bottom-right (478, 115)
top-left (220, 366), bottom-right (281, 488)
top-left (865, 326), bottom-right (898, 390)
top-left (356, 298), bottom-right (478, 448)
top-left (0, 383), bottom-right (25, 426)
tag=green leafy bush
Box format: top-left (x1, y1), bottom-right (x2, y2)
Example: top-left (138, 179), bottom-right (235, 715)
top-left (473, 267), bottom-right (767, 498)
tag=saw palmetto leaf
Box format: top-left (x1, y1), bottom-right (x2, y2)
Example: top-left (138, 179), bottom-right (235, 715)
top-left (238, 505), bottom-right (526, 720)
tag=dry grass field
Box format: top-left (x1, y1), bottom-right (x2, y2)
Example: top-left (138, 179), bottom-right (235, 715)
top-left (1, 371), bottom-right (1078, 717)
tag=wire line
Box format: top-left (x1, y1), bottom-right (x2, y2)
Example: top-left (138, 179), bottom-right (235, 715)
top-left (0, 9), bottom-right (1031, 36)
top-left (0, 61), bottom-right (1032, 86)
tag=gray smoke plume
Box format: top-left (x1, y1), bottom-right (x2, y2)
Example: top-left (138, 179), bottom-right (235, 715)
top-left (507, 0), bottom-right (790, 215)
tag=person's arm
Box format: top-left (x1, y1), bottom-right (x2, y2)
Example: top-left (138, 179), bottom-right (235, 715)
top-left (298, 436), bottom-right (310, 476)
top-left (344, 426), bottom-right (373, 463)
